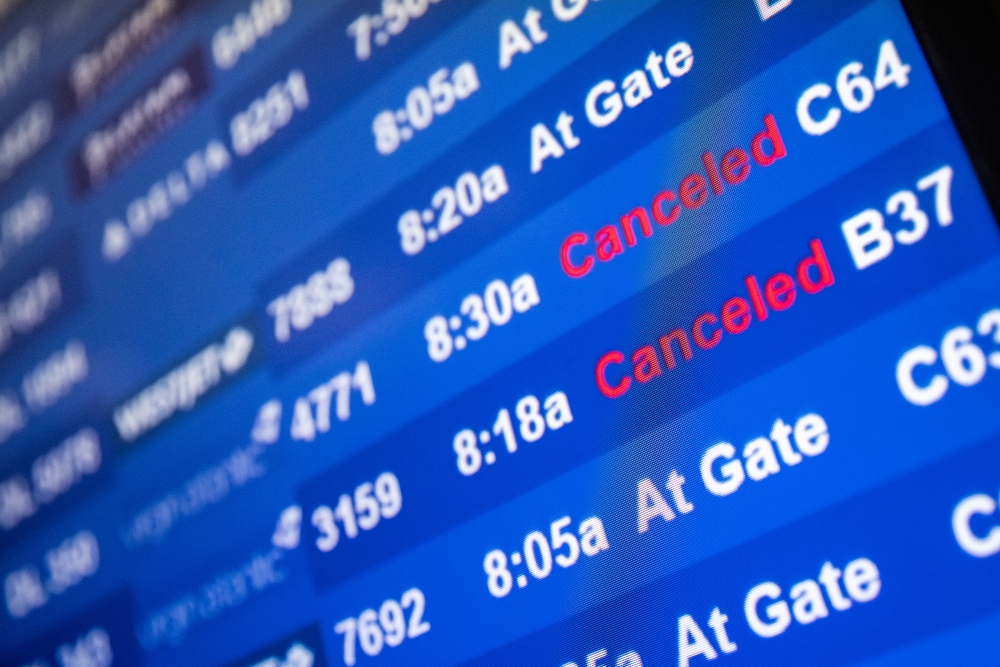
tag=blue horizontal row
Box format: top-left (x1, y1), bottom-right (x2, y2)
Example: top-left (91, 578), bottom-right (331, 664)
top-left (302, 250), bottom-right (1000, 667)
top-left (295, 117), bottom-right (1000, 595)
top-left (253, 0), bottom-right (873, 371)
top-left (450, 429), bottom-right (1000, 667)
top-left (4, 3), bottom-right (1000, 667)
top-left (1, 0), bottom-right (986, 647)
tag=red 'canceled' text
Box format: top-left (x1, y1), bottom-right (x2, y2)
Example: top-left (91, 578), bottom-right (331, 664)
top-left (560, 114), bottom-right (787, 279)
top-left (595, 239), bottom-right (835, 398)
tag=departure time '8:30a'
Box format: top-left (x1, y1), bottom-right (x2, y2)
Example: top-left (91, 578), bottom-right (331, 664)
top-left (425, 274), bottom-right (540, 362)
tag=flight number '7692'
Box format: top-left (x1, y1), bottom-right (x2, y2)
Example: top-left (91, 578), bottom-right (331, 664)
top-left (335, 588), bottom-right (430, 665)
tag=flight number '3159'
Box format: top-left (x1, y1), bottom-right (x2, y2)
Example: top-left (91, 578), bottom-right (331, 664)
top-left (310, 472), bottom-right (402, 552)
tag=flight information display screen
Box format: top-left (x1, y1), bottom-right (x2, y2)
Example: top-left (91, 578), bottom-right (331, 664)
top-left (1, 0), bottom-right (999, 665)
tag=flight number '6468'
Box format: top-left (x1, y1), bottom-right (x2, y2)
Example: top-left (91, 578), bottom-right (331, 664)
top-left (291, 361), bottom-right (375, 441)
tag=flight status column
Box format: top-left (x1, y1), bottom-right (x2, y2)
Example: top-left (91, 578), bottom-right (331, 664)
top-left (268, 1), bottom-right (1000, 667)
top-left (2, 0), bottom-right (1000, 666)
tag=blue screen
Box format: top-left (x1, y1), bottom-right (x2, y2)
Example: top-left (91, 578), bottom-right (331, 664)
top-left (1, 0), bottom-right (1000, 666)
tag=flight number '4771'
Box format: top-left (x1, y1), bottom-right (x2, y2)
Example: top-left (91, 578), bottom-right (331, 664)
top-left (453, 390), bottom-right (573, 476)
top-left (335, 588), bottom-right (430, 666)
top-left (424, 274), bottom-right (540, 362)
top-left (291, 361), bottom-right (375, 441)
